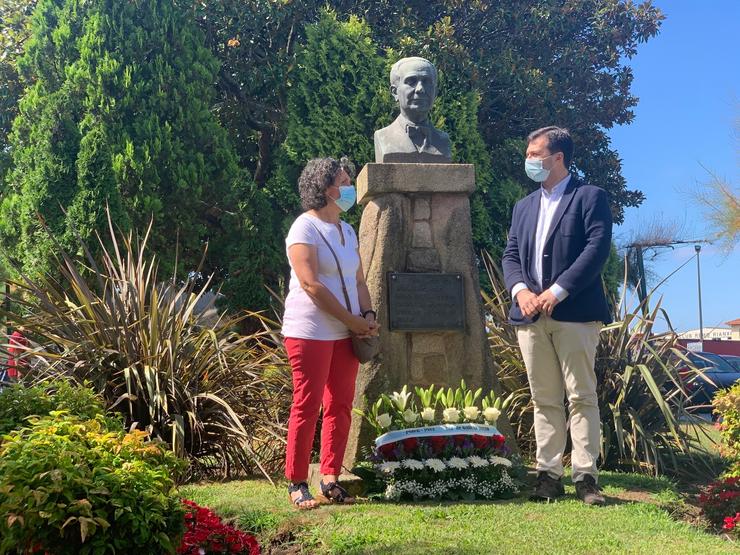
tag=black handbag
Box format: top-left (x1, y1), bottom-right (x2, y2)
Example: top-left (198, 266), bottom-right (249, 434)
top-left (310, 222), bottom-right (379, 363)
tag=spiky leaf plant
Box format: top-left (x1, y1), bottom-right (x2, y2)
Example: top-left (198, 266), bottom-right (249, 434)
top-left (2, 215), bottom-right (291, 481)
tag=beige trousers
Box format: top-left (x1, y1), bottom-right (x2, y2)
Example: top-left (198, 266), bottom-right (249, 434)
top-left (517, 314), bottom-right (602, 482)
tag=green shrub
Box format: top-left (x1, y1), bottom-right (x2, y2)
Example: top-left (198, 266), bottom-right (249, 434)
top-left (0, 380), bottom-right (116, 436)
top-left (2, 215), bottom-right (292, 480)
top-left (713, 383), bottom-right (740, 477)
top-left (0, 413), bottom-right (186, 554)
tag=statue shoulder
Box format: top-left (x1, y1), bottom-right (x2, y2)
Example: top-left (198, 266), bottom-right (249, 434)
top-left (376, 119), bottom-right (400, 137)
top-left (433, 127), bottom-right (451, 141)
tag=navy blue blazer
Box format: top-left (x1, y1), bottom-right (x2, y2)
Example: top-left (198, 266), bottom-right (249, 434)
top-left (502, 176), bottom-right (613, 325)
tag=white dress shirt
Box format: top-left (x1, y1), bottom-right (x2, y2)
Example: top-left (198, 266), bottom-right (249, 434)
top-left (511, 174), bottom-right (571, 302)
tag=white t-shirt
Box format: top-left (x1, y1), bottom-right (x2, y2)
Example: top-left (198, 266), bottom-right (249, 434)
top-left (282, 213), bottom-right (361, 340)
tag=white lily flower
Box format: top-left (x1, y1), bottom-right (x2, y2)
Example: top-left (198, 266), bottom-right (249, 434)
top-left (420, 407), bottom-right (436, 422)
top-left (403, 409), bottom-right (418, 424)
top-left (389, 386), bottom-right (412, 411)
top-left (483, 407), bottom-right (501, 423)
top-left (376, 413), bottom-right (392, 429)
top-left (443, 407), bottom-right (460, 423)
top-left (463, 406), bottom-right (480, 420)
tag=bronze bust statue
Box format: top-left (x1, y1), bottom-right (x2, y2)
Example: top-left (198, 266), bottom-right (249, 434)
top-left (374, 57), bottom-right (452, 163)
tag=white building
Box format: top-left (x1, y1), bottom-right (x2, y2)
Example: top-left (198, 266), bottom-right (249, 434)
top-left (727, 319), bottom-right (740, 341)
top-left (678, 327), bottom-right (732, 341)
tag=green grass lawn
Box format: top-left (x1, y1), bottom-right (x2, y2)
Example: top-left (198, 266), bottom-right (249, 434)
top-left (182, 470), bottom-right (739, 554)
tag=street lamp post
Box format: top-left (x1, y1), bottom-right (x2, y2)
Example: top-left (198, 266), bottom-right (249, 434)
top-left (695, 244), bottom-right (704, 345)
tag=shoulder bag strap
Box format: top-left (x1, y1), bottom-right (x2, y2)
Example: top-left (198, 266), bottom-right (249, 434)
top-left (308, 221), bottom-right (353, 312)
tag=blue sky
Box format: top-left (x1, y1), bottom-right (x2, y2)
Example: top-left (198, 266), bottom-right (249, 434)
top-left (608, 0), bottom-right (739, 333)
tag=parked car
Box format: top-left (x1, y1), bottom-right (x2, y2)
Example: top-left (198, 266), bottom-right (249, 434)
top-left (678, 351), bottom-right (740, 409)
top-left (724, 355), bottom-right (740, 372)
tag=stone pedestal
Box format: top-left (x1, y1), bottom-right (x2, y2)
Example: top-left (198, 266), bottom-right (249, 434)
top-left (344, 163), bottom-right (517, 467)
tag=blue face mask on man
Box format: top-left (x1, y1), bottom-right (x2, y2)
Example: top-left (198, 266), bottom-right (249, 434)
top-left (525, 154), bottom-right (554, 182)
top-left (332, 185), bottom-right (356, 212)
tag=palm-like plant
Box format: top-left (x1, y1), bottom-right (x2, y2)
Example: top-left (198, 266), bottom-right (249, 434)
top-left (1, 215), bottom-right (291, 480)
top-left (481, 252), bottom-right (717, 479)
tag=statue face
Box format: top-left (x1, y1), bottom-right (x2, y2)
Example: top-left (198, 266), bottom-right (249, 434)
top-left (392, 60), bottom-right (437, 123)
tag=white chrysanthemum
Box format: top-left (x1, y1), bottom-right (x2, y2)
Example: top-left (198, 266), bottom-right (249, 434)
top-left (489, 456), bottom-right (513, 467)
top-left (379, 461), bottom-right (401, 474)
top-left (443, 407), bottom-right (460, 423)
top-left (483, 407), bottom-right (501, 423)
top-left (447, 457), bottom-right (468, 470)
top-left (424, 458), bottom-right (447, 472)
top-left (463, 406), bottom-right (480, 420)
top-left (403, 409), bottom-right (418, 424)
top-left (421, 407), bottom-right (436, 422)
top-left (376, 413), bottom-right (392, 429)
top-left (401, 459), bottom-right (425, 470)
top-left (466, 455), bottom-right (489, 468)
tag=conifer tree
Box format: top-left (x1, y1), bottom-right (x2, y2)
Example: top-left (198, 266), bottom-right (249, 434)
top-left (270, 9), bottom-right (392, 225)
top-left (1, 0), bottom-right (278, 311)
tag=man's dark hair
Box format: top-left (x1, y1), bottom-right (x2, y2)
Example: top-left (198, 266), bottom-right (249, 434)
top-left (527, 126), bottom-right (574, 167)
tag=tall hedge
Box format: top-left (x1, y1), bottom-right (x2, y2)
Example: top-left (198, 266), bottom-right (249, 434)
top-left (268, 9), bottom-right (392, 227)
top-left (0, 0), bottom-right (278, 311)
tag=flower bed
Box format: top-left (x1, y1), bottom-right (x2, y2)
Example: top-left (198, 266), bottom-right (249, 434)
top-left (353, 382), bottom-right (524, 501)
top-left (179, 500), bottom-right (260, 554)
top-left (699, 477), bottom-right (740, 537)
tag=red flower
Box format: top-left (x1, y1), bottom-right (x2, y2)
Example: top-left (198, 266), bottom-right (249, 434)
top-left (471, 434), bottom-right (489, 450)
top-left (724, 516), bottom-right (736, 531)
top-left (179, 499), bottom-right (260, 554)
top-left (402, 437), bottom-right (419, 453)
top-left (430, 436), bottom-right (448, 454)
top-left (491, 434), bottom-right (506, 449)
top-left (453, 434), bottom-right (467, 446)
top-left (379, 442), bottom-right (397, 460)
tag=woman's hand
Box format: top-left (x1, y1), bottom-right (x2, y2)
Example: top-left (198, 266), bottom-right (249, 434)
top-left (362, 312), bottom-right (380, 337)
top-left (348, 315), bottom-right (373, 336)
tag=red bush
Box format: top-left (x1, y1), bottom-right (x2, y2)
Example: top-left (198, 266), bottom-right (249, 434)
top-left (178, 500), bottom-right (260, 555)
top-left (698, 477), bottom-right (740, 534)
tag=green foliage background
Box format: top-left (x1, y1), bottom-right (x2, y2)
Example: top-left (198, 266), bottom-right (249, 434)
top-left (0, 0), bottom-right (662, 311)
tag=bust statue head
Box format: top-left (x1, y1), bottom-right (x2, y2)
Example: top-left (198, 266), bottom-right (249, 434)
top-left (390, 57), bottom-right (438, 125)
top-left (374, 56), bottom-right (451, 163)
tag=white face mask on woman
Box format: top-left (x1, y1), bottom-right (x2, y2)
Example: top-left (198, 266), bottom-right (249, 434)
top-left (331, 185), bottom-right (356, 212)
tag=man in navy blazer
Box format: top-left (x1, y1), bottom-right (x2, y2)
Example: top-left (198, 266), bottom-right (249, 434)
top-left (502, 126), bottom-right (612, 506)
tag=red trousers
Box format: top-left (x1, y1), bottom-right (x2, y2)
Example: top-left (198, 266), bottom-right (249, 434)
top-left (284, 337), bottom-right (359, 482)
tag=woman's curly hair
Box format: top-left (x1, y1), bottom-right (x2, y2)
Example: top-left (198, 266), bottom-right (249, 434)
top-left (298, 156), bottom-right (356, 211)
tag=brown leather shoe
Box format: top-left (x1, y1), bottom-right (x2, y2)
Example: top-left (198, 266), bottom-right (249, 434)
top-left (575, 475), bottom-right (605, 506)
top-left (529, 471), bottom-right (565, 501)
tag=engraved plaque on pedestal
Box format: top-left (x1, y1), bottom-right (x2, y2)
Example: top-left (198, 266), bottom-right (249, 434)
top-left (387, 272), bottom-right (465, 331)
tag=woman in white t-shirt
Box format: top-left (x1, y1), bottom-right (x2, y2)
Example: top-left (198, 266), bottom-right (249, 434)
top-left (283, 157), bottom-right (378, 509)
